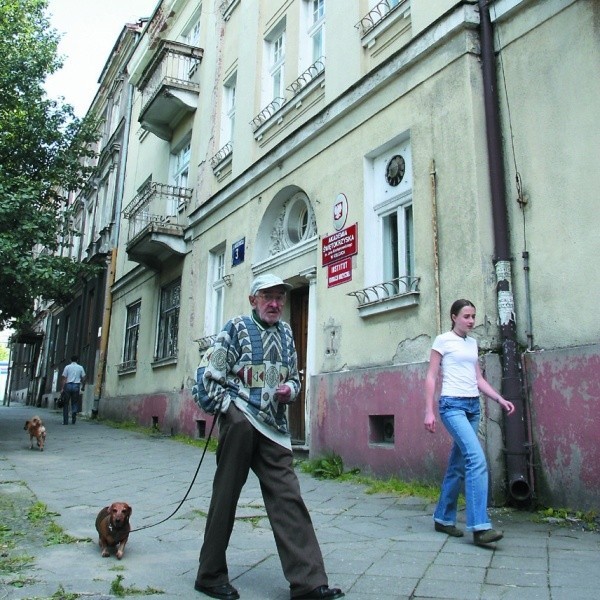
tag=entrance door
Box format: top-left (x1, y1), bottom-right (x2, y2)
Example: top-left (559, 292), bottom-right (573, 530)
top-left (288, 286), bottom-right (308, 443)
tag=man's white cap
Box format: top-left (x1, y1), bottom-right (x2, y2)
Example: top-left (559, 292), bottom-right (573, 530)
top-left (250, 273), bottom-right (293, 296)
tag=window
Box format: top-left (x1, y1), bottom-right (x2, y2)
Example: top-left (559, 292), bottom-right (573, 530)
top-left (266, 191), bottom-right (317, 255)
top-left (267, 27), bottom-right (286, 101)
top-left (308, 0), bottom-right (325, 62)
top-left (183, 19), bottom-right (201, 47)
top-left (221, 74), bottom-right (236, 145)
top-left (382, 202), bottom-right (413, 281)
top-left (364, 139), bottom-right (414, 286)
top-left (208, 248), bottom-right (225, 335)
top-left (171, 140), bottom-right (191, 189)
top-left (123, 301), bottom-right (141, 366)
top-left (155, 279), bottom-right (181, 360)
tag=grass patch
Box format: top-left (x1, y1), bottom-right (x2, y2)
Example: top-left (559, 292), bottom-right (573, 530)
top-left (26, 501), bottom-right (90, 546)
top-left (97, 418), bottom-right (219, 452)
top-left (299, 453), bottom-right (442, 503)
top-left (535, 506), bottom-right (599, 531)
top-left (0, 553), bottom-right (35, 574)
top-left (110, 574), bottom-right (164, 596)
top-left (171, 433), bottom-right (219, 453)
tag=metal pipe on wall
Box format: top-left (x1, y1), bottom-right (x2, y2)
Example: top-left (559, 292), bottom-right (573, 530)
top-left (478, 0), bottom-right (531, 503)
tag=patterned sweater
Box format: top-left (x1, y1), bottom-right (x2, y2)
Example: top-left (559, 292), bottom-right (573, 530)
top-left (201, 313), bottom-right (301, 435)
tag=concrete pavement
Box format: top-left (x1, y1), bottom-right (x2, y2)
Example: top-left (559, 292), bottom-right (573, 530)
top-left (1, 401), bottom-right (599, 600)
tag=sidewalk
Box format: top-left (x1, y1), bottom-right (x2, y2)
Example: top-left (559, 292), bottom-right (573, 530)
top-left (1, 402), bottom-right (599, 600)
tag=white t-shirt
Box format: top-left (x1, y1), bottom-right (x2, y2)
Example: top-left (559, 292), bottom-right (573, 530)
top-left (431, 331), bottom-right (479, 397)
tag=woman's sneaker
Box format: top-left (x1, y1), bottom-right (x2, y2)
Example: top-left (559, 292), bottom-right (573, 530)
top-left (434, 522), bottom-right (464, 537)
top-left (474, 529), bottom-right (503, 545)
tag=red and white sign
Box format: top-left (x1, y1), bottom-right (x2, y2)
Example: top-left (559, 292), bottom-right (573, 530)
top-left (321, 223), bottom-right (358, 266)
top-left (327, 258), bottom-right (353, 288)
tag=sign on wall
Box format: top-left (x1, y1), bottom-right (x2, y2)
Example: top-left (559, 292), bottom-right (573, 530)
top-left (327, 257), bottom-right (353, 288)
top-left (232, 238), bottom-right (245, 266)
top-left (321, 223), bottom-right (358, 267)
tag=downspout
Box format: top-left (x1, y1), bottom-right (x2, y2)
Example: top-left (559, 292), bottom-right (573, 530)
top-left (478, 0), bottom-right (531, 503)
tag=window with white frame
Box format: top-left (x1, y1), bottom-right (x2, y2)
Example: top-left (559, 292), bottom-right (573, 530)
top-left (207, 247), bottom-right (225, 335)
top-left (183, 18), bottom-right (201, 47)
top-left (171, 139), bottom-right (191, 190)
top-left (265, 25), bottom-right (286, 103)
top-left (221, 74), bottom-right (236, 145)
top-left (182, 10), bottom-right (202, 78)
top-left (364, 139), bottom-right (414, 287)
top-left (308, 0), bottom-right (325, 63)
top-left (123, 301), bottom-right (141, 366)
top-left (155, 279), bottom-right (180, 360)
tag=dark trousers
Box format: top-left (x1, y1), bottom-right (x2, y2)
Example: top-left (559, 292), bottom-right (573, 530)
top-left (196, 404), bottom-right (327, 596)
top-left (63, 383), bottom-right (80, 424)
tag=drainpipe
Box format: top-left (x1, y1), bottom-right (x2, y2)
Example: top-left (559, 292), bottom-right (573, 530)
top-left (478, 0), bottom-right (531, 503)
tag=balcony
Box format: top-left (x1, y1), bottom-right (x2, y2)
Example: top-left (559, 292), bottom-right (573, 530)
top-left (123, 183), bottom-right (192, 270)
top-left (347, 276), bottom-right (420, 318)
top-left (137, 40), bottom-right (204, 140)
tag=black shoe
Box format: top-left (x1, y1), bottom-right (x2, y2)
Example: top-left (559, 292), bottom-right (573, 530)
top-left (474, 529), bottom-right (503, 545)
top-left (194, 581), bottom-right (239, 599)
top-left (72, 414), bottom-right (76, 424)
top-left (293, 586), bottom-right (345, 599)
top-left (434, 522), bottom-right (464, 537)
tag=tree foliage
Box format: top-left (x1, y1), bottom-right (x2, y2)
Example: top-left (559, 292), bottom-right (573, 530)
top-left (0, 0), bottom-right (99, 331)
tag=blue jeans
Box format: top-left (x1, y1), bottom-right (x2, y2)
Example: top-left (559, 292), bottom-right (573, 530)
top-left (63, 383), bottom-right (80, 424)
top-left (433, 396), bottom-right (492, 532)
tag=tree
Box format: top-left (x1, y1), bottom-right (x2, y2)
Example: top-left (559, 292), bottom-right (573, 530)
top-left (0, 0), bottom-right (99, 331)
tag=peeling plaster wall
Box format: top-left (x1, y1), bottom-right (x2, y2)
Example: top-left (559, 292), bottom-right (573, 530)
top-left (524, 344), bottom-right (600, 510)
top-left (97, 390), bottom-right (213, 440)
top-left (312, 362), bottom-right (445, 481)
top-left (311, 353), bottom-right (511, 506)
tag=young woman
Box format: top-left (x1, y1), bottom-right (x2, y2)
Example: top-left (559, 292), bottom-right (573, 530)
top-left (424, 299), bottom-right (515, 545)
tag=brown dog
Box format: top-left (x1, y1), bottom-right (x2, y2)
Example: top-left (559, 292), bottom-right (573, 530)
top-left (24, 416), bottom-right (46, 451)
top-left (95, 502), bottom-right (132, 559)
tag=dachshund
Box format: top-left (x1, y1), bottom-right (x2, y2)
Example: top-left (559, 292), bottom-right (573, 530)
top-left (95, 502), bottom-right (132, 559)
top-left (24, 416), bottom-right (46, 451)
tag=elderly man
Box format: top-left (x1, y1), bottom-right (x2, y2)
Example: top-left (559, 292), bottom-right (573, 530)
top-left (194, 274), bottom-right (343, 600)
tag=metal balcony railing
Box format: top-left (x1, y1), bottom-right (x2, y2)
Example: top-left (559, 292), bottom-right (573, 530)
top-left (123, 183), bottom-right (193, 242)
top-left (220, 0), bottom-right (240, 20)
top-left (250, 97), bottom-right (286, 132)
top-left (138, 40), bottom-right (203, 114)
top-left (347, 276), bottom-right (420, 307)
top-left (195, 335), bottom-right (217, 352)
top-left (209, 141), bottom-right (233, 169)
top-left (286, 57), bottom-right (325, 95)
top-left (355, 0), bottom-right (408, 37)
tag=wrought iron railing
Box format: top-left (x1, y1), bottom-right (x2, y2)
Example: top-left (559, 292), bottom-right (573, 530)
top-left (286, 57), bottom-right (325, 95)
top-left (209, 141), bottom-right (233, 169)
top-left (138, 40), bottom-right (203, 113)
top-left (355, 0), bottom-right (407, 37)
top-left (123, 182), bottom-right (193, 242)
top-left (347, 276), bottom-right (420, 306)
top-left (250, 97), bottom-right (286, 132)
top-left (220, 0), bottom-right (240, 20)
top-left (195, 335), bottom-right (217, 352)
top-left (117, 360), bottom-right (137, 373)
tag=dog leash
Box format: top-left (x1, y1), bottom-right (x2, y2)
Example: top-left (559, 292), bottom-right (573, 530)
top-left (129, 404), bottom-right (221, 533)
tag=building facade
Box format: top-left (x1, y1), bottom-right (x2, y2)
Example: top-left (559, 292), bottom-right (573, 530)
top-left (55, 0), bottom-right (600, 510)
top-left (8, 23), bottom-right (145, 413)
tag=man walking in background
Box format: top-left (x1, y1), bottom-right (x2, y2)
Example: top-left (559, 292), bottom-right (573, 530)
top-left (61, 355), bottom-right (86, 425)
